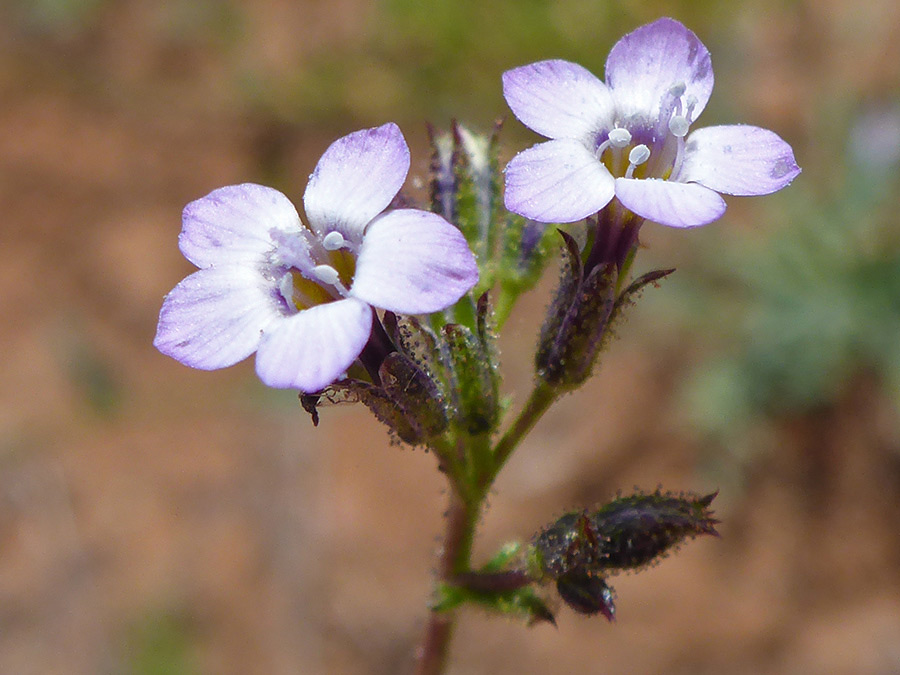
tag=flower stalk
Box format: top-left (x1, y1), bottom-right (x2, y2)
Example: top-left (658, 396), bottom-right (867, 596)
top-left (415, 486), bottom-right (477, 675)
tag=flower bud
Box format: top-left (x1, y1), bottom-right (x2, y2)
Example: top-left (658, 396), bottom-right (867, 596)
top-left (533, 511), bottom-right (603, 579)
top-left (386, 313), bottom-right (448, 394)
top-left (536, 230), bottom-right (617, 389)
top-left (530, 490), bottom-right (719, 618)
top-left (555, 569), bottom-right (616, 621)
top-left (441, 323), bottom-right (499, 435)
top-left (589, 490), bottom-right (720, 572)
top-left (429, 121), bottom-right (500, 266)
top-left (378, 352), bottom-right (448, 437)
top-left (496, 214), bottom-right (555, 303)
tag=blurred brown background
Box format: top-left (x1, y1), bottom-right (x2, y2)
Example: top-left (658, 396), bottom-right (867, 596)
top-left (3, 0), bottom-right (900, 673)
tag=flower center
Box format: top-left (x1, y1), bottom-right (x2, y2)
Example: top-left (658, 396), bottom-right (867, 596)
top-left (594, 81), bottom-right (696, 182)
top-left (269, 228), bottom-right (358, 312)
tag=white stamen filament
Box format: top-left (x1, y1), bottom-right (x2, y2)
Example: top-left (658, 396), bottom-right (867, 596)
top-left (684, 95), bottom-right (698, 123)
top-left (669, 98), bottom-right (697, 182)
top-left (665, 83), bottom-right (694, 140)
top-left (278, 273), bottom-right (295, 307)
top-left (596, 127), bottom-right (633, 160)
top-left (595, 139), bottom-right (611, 158)
top-left (664, 87), bottom-right (694, 182)
top-left (670, 135), bottom-right (688, 182)
top-left (624, 144), bottom-right (650, 179)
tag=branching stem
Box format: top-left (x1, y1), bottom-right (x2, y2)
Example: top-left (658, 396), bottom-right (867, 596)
top-left (414, 380), bottom-right (559, 673)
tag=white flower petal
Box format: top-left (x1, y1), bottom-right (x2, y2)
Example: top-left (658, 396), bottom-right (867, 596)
top-left (504, 139), bottom-right (615, 223)
top-left (179, 184), bottom-right (301, 269)
top-left (255, 298), bottom-right (372, 392)
top-left (678, 125), bottom-right (801, 196)
top-left (154, 265), bottom-right (284, 370)
top-left (615, 177), bottom-right (726, 228)
top-left (351, 210), bottom-right (478, 314)
top-left (502, 60), bottom-right (615, 141)
top-left (303, 123), bottom-right (410, 242)
top-left (606, 18), bottom-right (714, 127)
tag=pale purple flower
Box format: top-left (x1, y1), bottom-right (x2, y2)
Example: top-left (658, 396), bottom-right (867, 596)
top-left (154, 123), bottom-right (479, 393)
top-left (502, 17), bottom-right (801, 227)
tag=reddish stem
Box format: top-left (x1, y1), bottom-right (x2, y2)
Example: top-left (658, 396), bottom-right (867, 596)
top-left (414, 487), bottom-right (473, 675)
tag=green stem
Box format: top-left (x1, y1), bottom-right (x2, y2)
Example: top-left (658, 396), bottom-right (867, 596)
top-left (415, 381), bottom-right (558, 674)
top-left (492, 283), bottom-right (517, 331)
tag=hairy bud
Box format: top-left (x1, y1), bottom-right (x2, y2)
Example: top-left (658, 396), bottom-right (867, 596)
top-left (536, 230), bottom-right (617, 389)
top-left (590, 490), bottom-right (720, 571)
top-left (530, 490), bottom-right (719, 619)
top-left (441, 323), bottom-right (499, 435)
top-left (555, 569), bottom-right (616, 621)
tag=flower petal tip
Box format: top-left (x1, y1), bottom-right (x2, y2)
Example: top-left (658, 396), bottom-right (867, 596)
top-left (304, 123), bottom-right (411, 238)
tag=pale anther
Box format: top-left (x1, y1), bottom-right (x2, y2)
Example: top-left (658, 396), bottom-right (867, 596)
top-left (313, 264), bottom-right (341, 286)
top-left (322, 231), bottom-right (346, 251)
top-left (608, 127), bottom-right (632, 148)
top-left (628, 144), bottom-right (651, 166)
top-left (669, 81), bottom-right (686, 98)
top-left (669, 115), bottom-right (690, 138)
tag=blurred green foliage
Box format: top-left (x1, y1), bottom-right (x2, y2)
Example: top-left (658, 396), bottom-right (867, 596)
top-left (123, 610), bottom-right (196, 675)
top-left (2, 0), bottom-right (775, 130)
top-left (5, 0), bottom-right (107, 33)
top-left (674, 105), bottom-right (900, 476)
top-left (251, 0), bottom-right (736, 126)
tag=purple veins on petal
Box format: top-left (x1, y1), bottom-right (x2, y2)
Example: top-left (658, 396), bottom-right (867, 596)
top-left (504, 139), bottom-right (616, 223)
top-left (605, 17), bottom-right (714, 128)
top-left (614, 177), bottom-right (726, 228)
top-left (502, 59), bottom-right (616, 140)
top-left (352, 209), bottom-right (480, 314)
top-left (255, 297), bottom-right (373, 392)
top-left (179, 183), bottom-right (301, 269)
top-left (678, 125), bottom-right (801, 196)
top-left (303, 122), bottom-right (411, 242)
top-left (153, 265), bottom-right (283, 370)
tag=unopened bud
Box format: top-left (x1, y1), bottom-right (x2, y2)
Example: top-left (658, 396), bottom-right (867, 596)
top-left (428, 121), bottom-right (500, 264)
top-left (530, 489), bottom-right (719, 618)
top-left (590, 490), bottom-right (720, 572)
top-left (556, 569), bottom-right (616, 621)
top-left (441, 323), bottom-right (499, 435)
top-left (379, 352), bottom-right (448, 438)
top-left (536, 230), bottom-right (617, 389)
